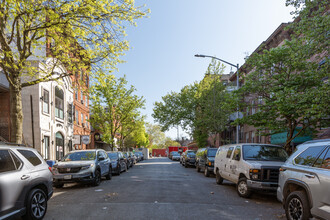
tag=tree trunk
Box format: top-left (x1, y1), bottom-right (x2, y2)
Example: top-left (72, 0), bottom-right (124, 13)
top-left (9, 82), bottom-right (23, 144)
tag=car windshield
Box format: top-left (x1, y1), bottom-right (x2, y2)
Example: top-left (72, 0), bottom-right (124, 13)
top-left (62, 151), bottom-right (96, 161)
top-left (187, 151), bottom-right (196, 156)
top-left (243, 145), bottom-right (288, 161)
top-left (207, 149), bottom-right (217, 157)
top-left (108, 153), bottom-right (118, 160)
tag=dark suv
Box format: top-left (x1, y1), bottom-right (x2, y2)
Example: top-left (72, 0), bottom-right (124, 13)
top-left (0, 143), bottom-right (53, 220)
top-left (277, 139), bottom-right (330, 220)
top-left (195, 147), bottom-right (218, 177)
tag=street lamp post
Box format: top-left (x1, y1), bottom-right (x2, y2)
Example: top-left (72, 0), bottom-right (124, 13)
top-left (194, 54), bottom-right (240, 144)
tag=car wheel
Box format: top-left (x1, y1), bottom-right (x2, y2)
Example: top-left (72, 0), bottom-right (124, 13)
top-left (196, 163), bottom-right (200, 172)
top-left (23, 188), bottom-right (47, 220)
top-left (117, 165), bottom-right (121, 175)
top-left (216, 170), bottom-right (223, 185)
top-left (54, 183), bottom-right (64, 188)
top-left (204, 167), bottom-right (210, 177)
top-left (93, 170), bottom-right (101, 186)
top-left (106, 166), bottom-right (112, 180)
top-left (237, 177), bottom-right (251, 198)
top-left (285, 191), bottom-right (311, 220)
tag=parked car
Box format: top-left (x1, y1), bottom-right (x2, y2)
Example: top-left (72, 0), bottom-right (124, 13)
top-left (128, 152), bottom-right (136, 166)
top-left (107, 151), bottom-right (127, 175)
top-left (180, 151), bottom-right (186, 165)
top-left (135, 152), bottom-right (144, 161)
top-left (196, 147), bottom-right (218, 177)
top-left (122, 152), bottom-right (131, 169)
top-left (134, 152), bottom-right (142, 162)
top-left (183, 150), bottom-right (197, 168)
top-left (52, 149), bottom-right (112, 188)
top-left (0, 143), bottom-right (53, 220)
top-left (214, 143), bottom-right (288, 198)
top-left (171, 151), bottom-right (180, 161)
top-left (277, 139), bottom-right (330, 220)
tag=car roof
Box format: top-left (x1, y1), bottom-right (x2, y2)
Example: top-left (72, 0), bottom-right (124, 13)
top-left (219, 143), bottom-right (282, 148)
top-left (300, 139), bottom-right (330, 145)
top-left (0, 142), bottom-right (35, 151)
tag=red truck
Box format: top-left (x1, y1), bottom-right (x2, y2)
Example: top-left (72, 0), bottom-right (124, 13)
top-left (167, 146), bottom-right (187, 158)
top-left (152, 149), bottom-right (167, 157)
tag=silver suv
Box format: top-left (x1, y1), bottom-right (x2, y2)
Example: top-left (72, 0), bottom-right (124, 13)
top-left (52, 149), bottom-right (112, 187)
top-left (277, 139), bottom-right (330, 220)
top-left (0, 143), bottom-right (53, 220)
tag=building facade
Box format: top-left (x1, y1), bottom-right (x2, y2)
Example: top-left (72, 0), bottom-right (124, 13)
top-left (21, 61), bottom-right (74, 160)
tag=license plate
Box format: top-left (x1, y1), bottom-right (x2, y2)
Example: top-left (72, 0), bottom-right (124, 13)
top-left (63, 175), bottom-right (72, 180)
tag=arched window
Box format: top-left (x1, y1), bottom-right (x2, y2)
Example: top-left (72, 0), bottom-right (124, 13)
top-left (55, 87), bottom-right (64, 119)
top-left (55, 132), bottom-right (64, 160)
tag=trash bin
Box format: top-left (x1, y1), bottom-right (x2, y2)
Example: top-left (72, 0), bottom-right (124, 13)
top-left (46, 160), bottom-right (56, 167)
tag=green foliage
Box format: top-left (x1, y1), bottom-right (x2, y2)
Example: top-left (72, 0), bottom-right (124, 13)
top-left (89, 74), bottom-right (146, 148)
top-left (153, 59), bottom-right (236, 148)
top-left (236, 0), bottom-right (329, 154)
top-left (145, 123), bottom-right (166, 147)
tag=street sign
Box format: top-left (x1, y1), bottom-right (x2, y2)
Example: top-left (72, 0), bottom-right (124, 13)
top-left (81, 135), bottom-right (90, 145)
top-left (73, 135), bottom-right (81, 145)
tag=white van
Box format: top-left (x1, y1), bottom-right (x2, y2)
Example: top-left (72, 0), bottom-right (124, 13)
top-left (214, 143), bottom-right (288, 198)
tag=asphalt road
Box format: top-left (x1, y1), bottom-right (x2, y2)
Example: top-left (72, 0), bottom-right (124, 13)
top-left (44, 157), bottom-right (286, 220)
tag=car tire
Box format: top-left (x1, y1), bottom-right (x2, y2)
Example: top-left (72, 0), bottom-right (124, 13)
top-left (285, 191), bottom-right (311, 220)
top-left (93, 170), bottom-right (101, 186)
top-left (204, 167), bottom-right (210, 177)
top-left (216, 170), bottom-right (224, 185)
top-left (54, 183), bottom-right (64, 188)
top-left (23, 188), bottom-right (47, 220)
top-left (106, 166), bottom-right (112, 180)
top-left (237, 177), bottom-right (251, 198)
top-left (117, 165), bottom-right (121, 175)
top-left (196, 163), bottom-right (200, 172)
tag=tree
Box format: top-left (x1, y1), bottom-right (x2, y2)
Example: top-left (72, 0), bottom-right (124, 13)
top-left (145, 123), bottom-right (165, 147)
top-left (89, 75), bottom-right (145, 148)
top-left (0, 0), bottom-right (148, 143)
top-left (119, 116), bottom-right (147, 148)
top-left (153, 60), bottom-right (235, 148)
top-left (235, 0), bottom-right (329, 154)
top-left (123, 122), bottom-right (149, 148)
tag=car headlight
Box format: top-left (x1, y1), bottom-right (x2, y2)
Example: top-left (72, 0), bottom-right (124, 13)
top-left (81, 164), bottom-right (94, 170)
top-left (249, 169), bottom-right (261, 180)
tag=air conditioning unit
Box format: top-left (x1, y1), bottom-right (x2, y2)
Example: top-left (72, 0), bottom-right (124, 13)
top-left (81, 100), bottom-right (84, 104)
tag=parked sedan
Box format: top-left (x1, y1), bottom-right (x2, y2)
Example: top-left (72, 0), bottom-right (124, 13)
top-left (122, 152), bottom-right (131, 169)
top-left (0, 143), bottom-right (53, 220)
top-left (107, 151), bottom-right (127, 175)
top-left (171, 151), bottom-right (181, 161)
top-left (184, 150), bottom-right (196, 168)
top-left (52, 149), bottom-right (112, 187)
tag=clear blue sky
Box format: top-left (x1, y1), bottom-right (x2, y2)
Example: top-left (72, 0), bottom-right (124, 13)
top-left (114, 0), bottom-right (294, 139)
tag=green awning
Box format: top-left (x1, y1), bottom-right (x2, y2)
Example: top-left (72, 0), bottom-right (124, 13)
top-left (271, 128), bottom-right (312, 145)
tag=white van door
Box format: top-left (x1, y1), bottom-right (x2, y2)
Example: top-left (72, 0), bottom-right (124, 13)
top-left (228, 146), bottom-right (241, 183)
top-left (222, 147), bottom-right (235, 181)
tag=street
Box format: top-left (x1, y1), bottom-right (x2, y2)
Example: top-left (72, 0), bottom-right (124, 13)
top-left (44, 157), bottom-right (285, 220)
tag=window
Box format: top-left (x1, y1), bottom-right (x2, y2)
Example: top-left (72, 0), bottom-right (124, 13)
top-left (226, 147), bottom-right (234, 158)
top-left (294, 146), bottom-right (325, 166)
top-left (81, 113), bottom-right (84, 125)
top-left (44, 136), bottom-right (50, 160)
top-left (81, 91), bottom-right (84, 102)
top-left (85, 96), bottom-right (88, 107)
top-left (251, 132), bottom-right (255, 143)
top-left (75, 110), bottom-right (79, 124)
top-left (43, 89), bottom-right (49, 114)
top-left (0, 150), bottom-right (16, 173)
top-left (75, 90), bottom-right (78, 100)
top-left (17, 150), bottom-right (42, 166)
top-left (313, 147), bottom-right (329, 169)
top-left (55, 87), bottom-right (64, 119)
top-left (232, 146), bottom-right (241, 160)
top-left (246, 132), bottom-right (249, 143)
top-left (11, 151), bottom-right (22, 169)
top-left (67, 103), bottom-right (73, 123)
top-left (321, 148), bottom-right (330, 169)
top-left (55, 132), bottom-right (64, 160)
